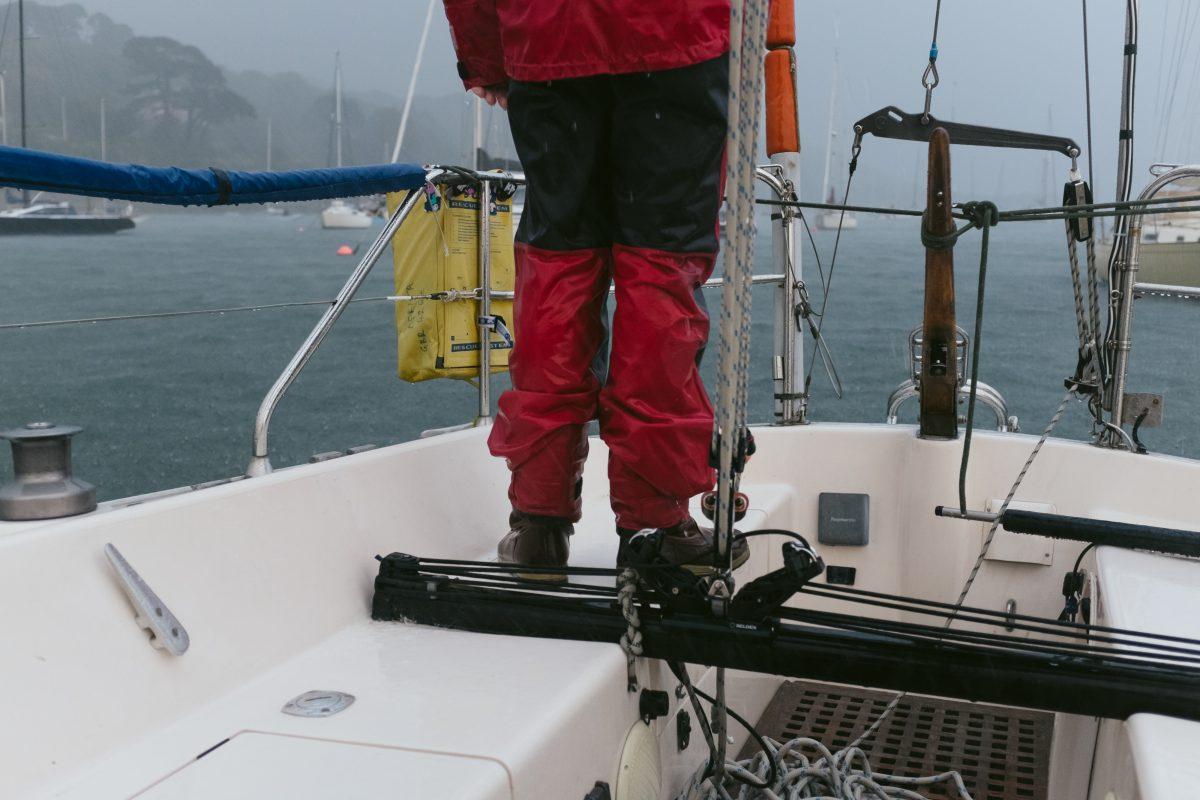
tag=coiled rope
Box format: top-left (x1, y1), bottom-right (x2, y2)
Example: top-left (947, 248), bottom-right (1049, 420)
top-left (681, 736), bottom-right (973, 800)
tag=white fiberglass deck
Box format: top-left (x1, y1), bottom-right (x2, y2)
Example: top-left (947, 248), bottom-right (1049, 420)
top-left (2, 423), bottom-right (1198, 799)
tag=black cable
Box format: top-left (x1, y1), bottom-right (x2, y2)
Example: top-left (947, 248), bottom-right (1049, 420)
top-left (1073, 541), bottom-right (1098, 573)
top-left (759, 192), bottom-right (1200, 220)
top-left (787, 604), bottom-right (1200, 666)
top-left (668, 661), bottom-right (718, 779)
top-left (1002, 203), bottom-right (1200, 223)
top-left (687, 681), bottom-right (779, 790)
top-left (798, 580), bottom-right (1200, 647)
top-left (957, 203), bottom-right (998, 515)
top-left (796, 209), bottom-right (830, 297)
top-left (735, 528), bottom-right (810, 544)
top-left (757, 197), bottom-right (925, 217)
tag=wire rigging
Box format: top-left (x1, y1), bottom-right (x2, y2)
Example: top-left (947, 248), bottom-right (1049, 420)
top-left (801, 168), bottom-right (855, 398)
top-left (919, 0), bottom-right (944, 122)
top-left (1081, 0), bottom-right (1096, 190)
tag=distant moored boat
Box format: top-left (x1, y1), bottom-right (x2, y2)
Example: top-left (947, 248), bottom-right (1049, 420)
top-left (0, 201), bottom-right (135, 235)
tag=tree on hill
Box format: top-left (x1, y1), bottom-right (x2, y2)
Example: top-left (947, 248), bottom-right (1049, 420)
top-left (122, 35), bottom-right (254, 150)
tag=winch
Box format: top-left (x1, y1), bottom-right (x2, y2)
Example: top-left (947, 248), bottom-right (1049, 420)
top-left (0, 421), bottom-right (96, 521)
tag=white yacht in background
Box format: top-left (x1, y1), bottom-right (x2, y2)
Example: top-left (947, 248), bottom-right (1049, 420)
top-left (320, 197), bottom-right (371, 228)
top-left (320, 53), bottom-right (373, 230)
top-left (817, 44), bottom-right (857, 231)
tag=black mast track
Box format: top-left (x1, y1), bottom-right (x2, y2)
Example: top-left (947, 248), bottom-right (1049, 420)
top-left (373, 560), bottom-right (1200, 724)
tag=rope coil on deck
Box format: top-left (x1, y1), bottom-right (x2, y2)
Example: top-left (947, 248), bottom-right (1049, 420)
top-left (680, 736), bottom-right (973, 800)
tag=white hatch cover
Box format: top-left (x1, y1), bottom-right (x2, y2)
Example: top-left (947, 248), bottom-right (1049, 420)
top-left (136, 732), bottom-right (510, 799)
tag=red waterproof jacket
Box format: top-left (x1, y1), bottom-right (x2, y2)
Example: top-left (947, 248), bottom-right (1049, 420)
top-left (443, 0), bottom-right (730, 88)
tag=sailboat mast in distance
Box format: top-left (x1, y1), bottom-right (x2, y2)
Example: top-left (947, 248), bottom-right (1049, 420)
top-left (819, 48), bottom-right (836, 207)
top-left (18, 0), bottom-right (26, 149)
top-left (817, 41), bottom-right (856, 231)
top-left (391, 0), bottom-right (437, 163)
top-left (0, 72), bottom-right (7, 146)
top-left (319, 52), bottom-right (372, 230)
top-left (334, 52), bottom-right (343, 169)
top-left (18, 0), bottom-right (28, 205)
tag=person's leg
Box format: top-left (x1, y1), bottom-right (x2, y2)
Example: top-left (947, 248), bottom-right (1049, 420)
top-left (601, 56), bottom-right (728, 533)
top-left (489, 77), bottom-right (612, 567)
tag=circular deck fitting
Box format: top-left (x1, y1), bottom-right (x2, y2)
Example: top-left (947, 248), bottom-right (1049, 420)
top-left (281, 690), bottom-right (356, 718)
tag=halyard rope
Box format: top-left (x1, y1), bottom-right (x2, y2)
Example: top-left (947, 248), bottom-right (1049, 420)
top-left (714, 0), bottom-right (769, 558)
top-left (707, 0), bottom-right (770, 786)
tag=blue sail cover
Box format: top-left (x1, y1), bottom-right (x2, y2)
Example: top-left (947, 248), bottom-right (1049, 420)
top-left (0, 145), bottom-right (427, 206)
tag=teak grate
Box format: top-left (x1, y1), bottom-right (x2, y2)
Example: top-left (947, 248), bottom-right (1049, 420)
top-left (748, 680), bottom-right (1053, 800)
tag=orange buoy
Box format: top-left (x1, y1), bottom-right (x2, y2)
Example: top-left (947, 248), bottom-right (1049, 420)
top-left (336, 244), bottom-right (354, 256)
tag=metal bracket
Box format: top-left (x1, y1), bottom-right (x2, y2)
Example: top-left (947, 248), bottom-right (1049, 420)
top-left (853, 106), bottom-right (1080, 158)
top-left (103, 543), bottom-right (190, 656)
top-left (705, 576), bottom-right (732, 618)
top-left (1120, 392), bottom-right (1163, 427)
top-left (477, 314), bottom-right (514, 348)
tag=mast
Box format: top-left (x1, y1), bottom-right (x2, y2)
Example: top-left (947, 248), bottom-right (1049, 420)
top-left (334, 52), bottom-right (343, 169)
top-left (18, 0), bottom-right (28, 205)
top-left (390, 0), bottom-right (436, 163)
top-left (99, 98), bottom-right (106, 160)
top-left (820, 48), bottom-right (837, 204)
top-left (0, 72), bottom-right (7, 146)
top-left (266, 117), bottom-right (272, 170)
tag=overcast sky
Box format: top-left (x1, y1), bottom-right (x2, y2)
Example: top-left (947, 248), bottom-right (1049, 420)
top-left (28, 0), bottom-right (1200, 204)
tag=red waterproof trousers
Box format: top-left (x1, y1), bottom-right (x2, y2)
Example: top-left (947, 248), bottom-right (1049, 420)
top-left (488, 57), bottom-right (729, 530)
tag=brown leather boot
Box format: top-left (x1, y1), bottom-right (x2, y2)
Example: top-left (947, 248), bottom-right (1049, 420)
top-left (616, 517), bottom-right (750, 574)
top-left (497, 510), bottom-right (573, 582)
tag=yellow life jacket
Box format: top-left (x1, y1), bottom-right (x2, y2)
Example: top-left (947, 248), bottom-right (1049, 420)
top-left (387, 182), bottom-right (515, 383)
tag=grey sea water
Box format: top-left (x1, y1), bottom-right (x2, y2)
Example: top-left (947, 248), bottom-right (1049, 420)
top-left (1, 210), bottom-right (1198, 502)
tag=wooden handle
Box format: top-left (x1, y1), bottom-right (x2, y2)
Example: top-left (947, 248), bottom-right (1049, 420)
top-left (920, 127), bottom-right (958, 439)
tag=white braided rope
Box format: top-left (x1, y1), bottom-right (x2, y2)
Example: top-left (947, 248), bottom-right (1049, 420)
top-left (714, 0), bottom-right (769, 549)
top-left (617, 568), bottom-right (643, 691)
top-left (1085, 234), bottom-right (1101, 351)
top-left (1064, 224), bottom-right (1101, 389)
